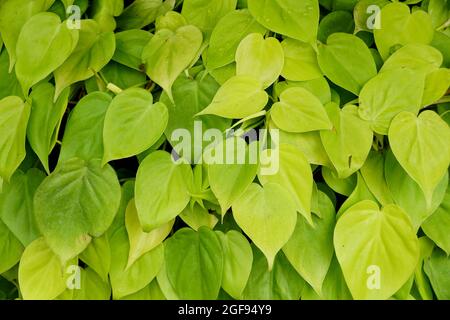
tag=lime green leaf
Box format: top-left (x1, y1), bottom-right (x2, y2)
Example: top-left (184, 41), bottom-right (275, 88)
top-left (155, 11), bottom-right (187, 32)
top-left (197, 75), bottom-right (268, 119)
top-left (58, 267), bottom-right (111, 300)
top-left (232, 183), bottom-right (297, 270)
top-left (248, 0), bottom-right (319, 43)
top-left (34, 158), bottom-right (121, 262)
top-left (109, 226), bottom-right (164, 299)
top-left (125, 199), bottom-right (173, 269)
top-left (59, 92), bottom-right (112, 162)
top-left (241, 246), bottom-right (305, 300)
top-left (54, 19), bottom-right (115, 99)
top-left (388, 111), bottom-right (450, 207)
top-left (374, 2), bottom-right (434, 60)
top-left (317, 33), bottom-right (377, 95)
top-left (206, 9), bottom-right (266, 71)
top-left (117, 0), bottom-right (175, 30)
top-left (424, 248), bottom-right (450, 300)
top-left (142, 25), bottom-right (203, 100)
top-left (235, 33), bottom-right (284, 88)
top-left (15, 12), bottom-right (78, 95)
top-left (281, 38), bottom-right (322, 81)
top-left (18, 237), bottom-right (68, 300)
top-left (0, 219), bottom-right (23, 274)
top-left (258, 144), bottom-right (313, 223)
top-left (165, 227), bottom-right (224, 300)
top-left (135, 151), bottom-right (192, 231)
top-left (207, 136), bottom-right (257, 215)
top-left (359, 69), bottom-right (425, 135)
top-left (271, 87), bottom-right (332, 133)
top-left (27, 83), bottom-right (69, 173)
top-left (320, 103), bottom-right (373, 179)
top-left (283, 191), bottom-right (335, 295)
top-left (103, 88), bottom-right (168, 163)
top-left (0, 96), bottom-right (30, 182)
top-left (112, 29), bottom-right (153, 71)
top-left (334, 200), bottom-right (420, 300)
top-left (79, 234), bottom-right (111, 283)
top-left (360, 151), bottom-right (394, 205)
top-left (0, 169), bottom-right (45, 246)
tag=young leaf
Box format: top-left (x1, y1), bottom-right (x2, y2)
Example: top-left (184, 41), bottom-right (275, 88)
top-left (135, 151), bottom-right (192, 231)
top-left (270, 87), bottom-right (332, 133)
top-left (102, 88), bottom-right (168, 164)
top-left (235, 33), bottom-right (284, 88)
top-left (388, 111), bottom-right (450, 207)
top-left (232, 183), bottom-right (297, 270)
top-left (142, 25), bottom-right (203, 100)
top-left (197, 75), bottom-right (268, 119)
top-left (15, 12), bottom-right (78, 95)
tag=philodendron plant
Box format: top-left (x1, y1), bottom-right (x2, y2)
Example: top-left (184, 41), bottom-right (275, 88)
top-left (0, 0), bottom-right (449, 301)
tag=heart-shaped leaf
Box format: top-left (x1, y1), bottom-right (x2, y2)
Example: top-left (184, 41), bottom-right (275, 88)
top-left (34, 158), bottom-right (121, 262)
top-left (103, 88), bottom-right (168, 164)
top-left (232, 183), bottom-right (297, 270)
top-left (388, 111), bottom-right (450, 207)
top-left (334, 200), bottom-right (420, 299)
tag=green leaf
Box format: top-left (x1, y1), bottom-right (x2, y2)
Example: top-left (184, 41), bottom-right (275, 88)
top-left (334, 200), bottom-right (420, 299)
top-left (241, 246), bottom-right (305, 300)
top-left (34, 158), bottom-right (121, 262)
top-left (181, 0), bottom-right (237, 39)
top-left (59, 92), bottom-right (112, 162)
top-left (248, 0), bottom-right (319, 43)
top-left (422, 184), bottom-right (450, 255)
top-left (79, 234), bottom-right (111, 283)
top-left (235, 33), bottom-right (284, 88)
top-left (18, 237), bottom-right (68, 300)
top-left (125, 199), bottom-right (173, 269)
top-left (258, 143), bottom-right (313, 223)
top-left (424, 247), bottom-right (450, 300)
top-left (0, 219), bottom-right (23, 274)
top-left (155, 11), bottom-right (188, 32)
top-left (54, 19), bottom-right (115, 99)
top-left (27, 83), bottom-right (69, 173)
top-left (359, 69), bottom-right (425, 135)
top-left (179, 203), bottom-right (219, 230)
top-left (422, 68), bottom-right (450, 107)
top-left (117, 0), bottom-right (175, 30)
top-left (135, 151), bottom-right (192, 231)
top-left (161, 73), bottom-right (231, 163)
top-left (321, 166), bottom-right (356, 196)
top-left (385, 149), bottom-right (448, 230)
top-left (0, 0), bottom-right (55, 70)
top-left (318, 10), bottom-right (355, 43)
top-left (120, 279), bottom-right (166, 300)
top-left (142, 25), bottom-right (203, 100)
top-left (360, 151), bottom-right (394, 205)
top-left (206, 136), bottom-right (257, 215)
top-left (109, 226), bottom-right (164, 299)
top-left (206, 9), bottom-right (266, 71)
top-left (58, 267), bottom-right (111, 300)
top-left (232, 183), bottom-right (297, 269)
top-left (283, 191), bottom-right (335, 295)
top-left (374, 2), bottom-right (434, 60)
top-left (164, 227), bottom-right (224, 300)
top-left (216, 230), bottom-right (253, 299)
top-left (103, 88), bottom-right (168, 164)
top-left (197, 75), bottom-right (268, 119)
top-left (0, 169), bottom-right (45, 246)
top-left (388, 111), bottom-right (450, 207)
top-left (281, 38), bottom-right (322, 81)
top-left (0, 96), bottom-right (30, 182)
top-left (271, 87), bottom-right (332, 133)
top-left (317, 33), bottom-right (377, 95)
top-left (112, 29), bottom-right (153, 71)
top-left (0, 49), bottom-right (22, 100)
top-left (15, 12), bottom-right (78, 95)
top-left (320, 103), bottom-right (373, 179)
